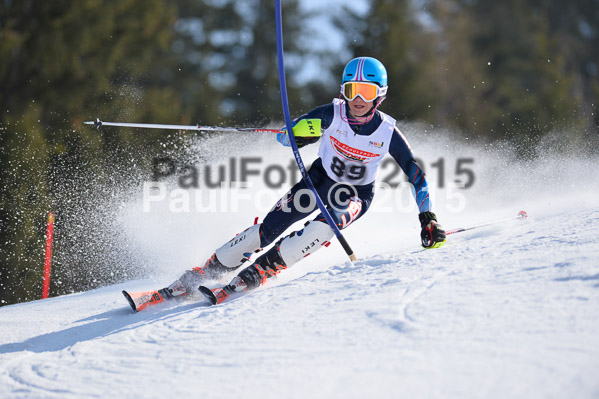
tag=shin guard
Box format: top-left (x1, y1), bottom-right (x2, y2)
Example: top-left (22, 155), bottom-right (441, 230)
top-left (215, 223), bottom-right (263, 268)
top-left (278, 221), bottom-right (334, 266)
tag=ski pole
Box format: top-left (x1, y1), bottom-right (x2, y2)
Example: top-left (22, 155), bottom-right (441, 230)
top-left (275, 0), bottom-right (356, 262)
top-left (446, 211), bottom-right (528, 235)
top-left (83, 118), bottom-right (281, 134)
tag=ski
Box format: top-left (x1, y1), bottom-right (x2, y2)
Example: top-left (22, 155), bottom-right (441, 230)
top-left (122, 284), bottom-right (235, 312)
top-left (122, 289), bottom-right (166, 312)
top-left (122, 287), bottom-right (186, 312)
top-left (198, 285), bottom-right (247, 306)
top-left (122, 280), bottom-right (189, 312)
top-left (199, 285), bottom-right (230, 306)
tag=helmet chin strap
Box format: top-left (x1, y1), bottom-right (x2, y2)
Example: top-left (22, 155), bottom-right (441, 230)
top-left (340, 95), bottom-right (386, 125)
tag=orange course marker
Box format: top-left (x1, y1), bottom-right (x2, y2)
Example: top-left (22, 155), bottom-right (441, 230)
top-left (42, 212), bottom-right (55, 299)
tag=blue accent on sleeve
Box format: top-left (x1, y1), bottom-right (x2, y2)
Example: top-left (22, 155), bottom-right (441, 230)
top-left (276, 120), bottom-right (297, 147)
top-left (277, 131), bottom-right (291, 146)
top-left (388, 127), bottom-right (432, 213)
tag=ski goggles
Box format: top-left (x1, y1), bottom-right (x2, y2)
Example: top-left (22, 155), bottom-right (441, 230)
top-left (341, 81), bottom-right (387, 102)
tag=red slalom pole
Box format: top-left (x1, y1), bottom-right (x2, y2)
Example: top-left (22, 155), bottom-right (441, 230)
top-left (42, 212), bottom-right (55, 299)
top-left (446, 211), bottom-right (528, 236)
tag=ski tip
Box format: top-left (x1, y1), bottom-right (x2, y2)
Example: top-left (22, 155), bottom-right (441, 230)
top-left (122, 290), bottom-right (138, 312)
top-left (198, 286), bottom-right (217, 306)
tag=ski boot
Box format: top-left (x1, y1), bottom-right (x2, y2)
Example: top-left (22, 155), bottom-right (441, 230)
top-left (199, 246), bottom-right (287, 305)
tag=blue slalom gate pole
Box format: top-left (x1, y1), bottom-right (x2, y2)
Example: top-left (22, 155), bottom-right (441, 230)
top-left (274, 0), bottom-right (356, 261)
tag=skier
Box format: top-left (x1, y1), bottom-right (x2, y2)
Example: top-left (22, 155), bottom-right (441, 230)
top-left (124, 57), bottom-right (446, 310)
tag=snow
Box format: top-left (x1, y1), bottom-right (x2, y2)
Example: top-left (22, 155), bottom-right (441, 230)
top-left (1, 128), bottom-right (599, 398)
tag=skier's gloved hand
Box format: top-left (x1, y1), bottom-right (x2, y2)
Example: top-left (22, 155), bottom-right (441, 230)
top-left (276, 119), bottom-right (322, 148)
top-left (276, 121), bottom-right (295, 147)
top-left (419, 211), bottom-right (446, 249)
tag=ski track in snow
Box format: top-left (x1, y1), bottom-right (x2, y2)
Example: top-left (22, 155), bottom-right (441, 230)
top-left (1, 208), bottom-right (599, 398)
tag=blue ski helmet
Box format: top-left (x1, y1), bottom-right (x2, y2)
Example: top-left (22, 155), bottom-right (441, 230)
top-left (341, 57), bottom-right (388, 88)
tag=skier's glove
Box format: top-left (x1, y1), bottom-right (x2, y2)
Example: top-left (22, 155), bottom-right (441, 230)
top-left (277, 119), bottom-right (322, 148)
top-left (419, 211), bottom-right (446, 249)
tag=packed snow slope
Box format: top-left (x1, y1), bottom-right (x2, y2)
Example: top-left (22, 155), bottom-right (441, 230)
top-left (1, 126), bottom-right (598, 398)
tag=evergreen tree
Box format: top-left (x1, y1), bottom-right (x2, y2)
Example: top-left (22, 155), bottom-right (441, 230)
top-left (425, 0), bottom-right (597, 148)
top-left (0, 0), bottom-right (181, 305)
top-left (337, 0), bottom-right (437, 121)
top-left (463, 0), bottom-right (578, 145)
top-left (529, 0), bottom-right (599, 149)
top-left (342, 0), bottom-right (598, 151)
top-left (161, 0), bottom-right (307, 126)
